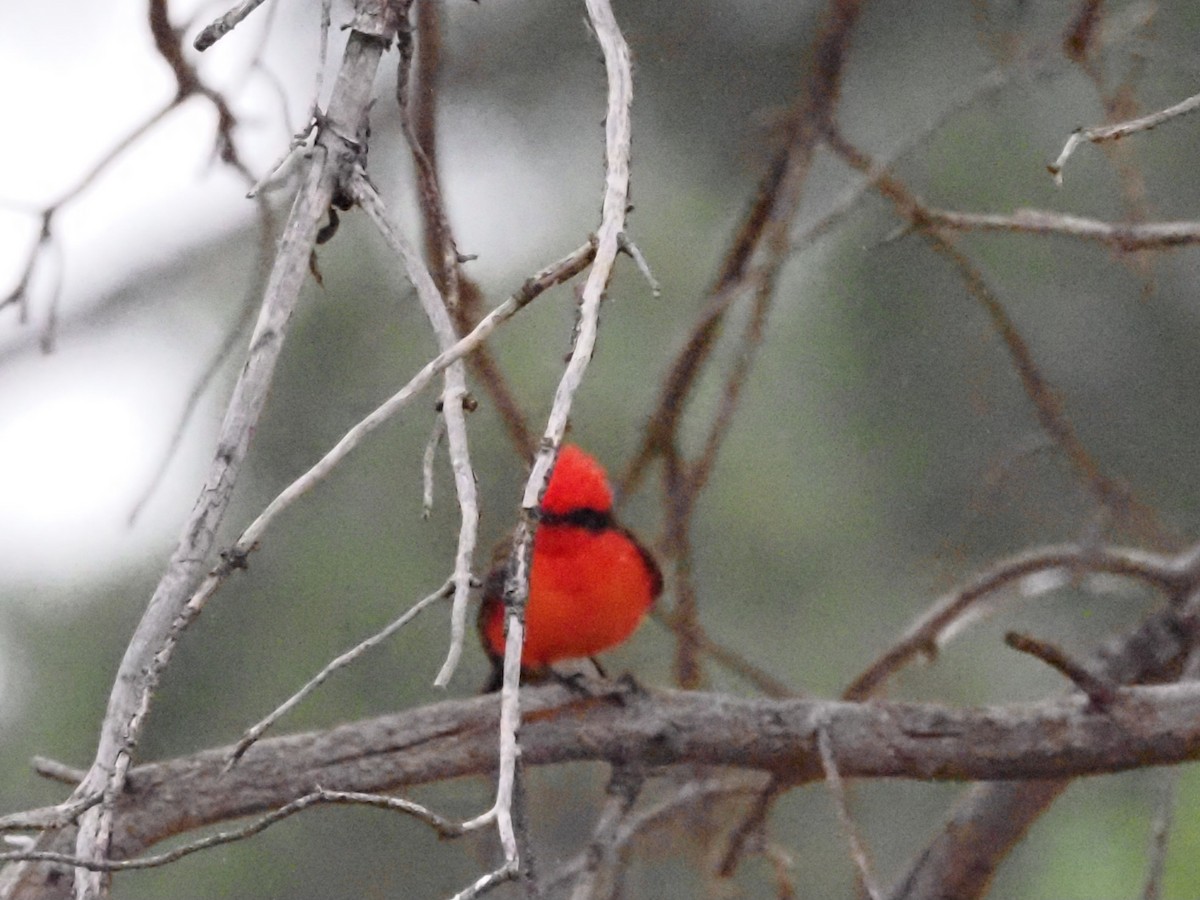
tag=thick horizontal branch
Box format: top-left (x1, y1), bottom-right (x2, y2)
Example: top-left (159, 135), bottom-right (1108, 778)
top-left (19, 679), bottom-right (1200, 866)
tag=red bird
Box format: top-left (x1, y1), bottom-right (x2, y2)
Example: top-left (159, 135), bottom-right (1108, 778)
top-left (478, 445), bottom-right (662, 691)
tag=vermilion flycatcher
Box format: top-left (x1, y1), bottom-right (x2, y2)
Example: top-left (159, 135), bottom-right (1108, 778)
top-left (478, 445), bottom-right (662, 691)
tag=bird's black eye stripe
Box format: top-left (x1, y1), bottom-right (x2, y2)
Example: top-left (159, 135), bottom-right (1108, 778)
top-left (538, 507), bottom-right (614, 531)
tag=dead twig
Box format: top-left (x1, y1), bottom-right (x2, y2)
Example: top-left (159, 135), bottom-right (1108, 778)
top-left (225, 580), bottom-right (453, 768)
top-left (817, 724), bottom-right (881, 900)
top-left (845, 541), bottom-right (1199, 700)
top-left (1050, 90), bottom-right (1200, 184)
top-left (1004, 631), bottom-right (1119, 709)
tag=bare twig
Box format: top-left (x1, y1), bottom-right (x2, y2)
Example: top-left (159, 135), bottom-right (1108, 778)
top-left (652, 607), bottom-right (798, 699)
top-left (0, 797), bottom-right (98, 835)
top-left (615, 0), bottom-right (866, 690)
top-left (567, 766), bottom-right (646, 900)
top-left (1141, 641), bottom-right (1200, 900)
top-left (914, 207), bottom-right (1200, 251)
top-left (346, 168), bottom-right (479, 691)
top-left (0, 101), bottom-right (181, 330)
top-left (193, 0), bottom-right (272, 51)
top-left (422, 414), bottom-right (446, 518)
top-left (183, 239), bottom-right (595, 610)
top-left (886, 584), bottom-right (1200, 900)
top-left (544, 775), bottom-right (766, 895)
top-left (128, 196), bottom-right (276, 525)
top-left (469, 0), bottom-right (638, 882)
top-left (388, 7), bottom-right (487, 692)
top-left (817, 724), bottom-right (881, 900)
top-left (617, 234), bottom-right (661, 297)
top-left (225, 580), bottom-right (453, 768)
top-left (716, 775), bottom-right (785, 877)
top-left (0, 787), bottom-right (463, 872)
top-left (826, 130), bottom-right (1176, 549)
top-left (448, 862), bottom-right (520, 900)
top-left (1142, 767), bottom-right (1180, 900)
top-left (845, 541), bottom-right (1199, 700)
top-left (1004, 631), bottom-right (1119, 708)
top-left (619, 0), bottom-right (865, 500)
top-left (31, 759), bottom-right (87, 788)
top-left (407, 0), bottom-right (538, 463)
top-left (1050, 90), bottom-right (1200, 184)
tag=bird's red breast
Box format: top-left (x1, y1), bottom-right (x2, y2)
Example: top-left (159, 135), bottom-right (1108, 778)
top-left (479, 445), bottom-right (662, 677)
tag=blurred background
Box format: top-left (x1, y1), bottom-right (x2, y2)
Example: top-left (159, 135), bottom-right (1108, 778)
top-left (4, 0), bottom-right (1200, 896)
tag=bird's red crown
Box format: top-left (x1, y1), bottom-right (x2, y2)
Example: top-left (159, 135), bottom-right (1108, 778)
top-left (540, 444), bottom-right (613, 515)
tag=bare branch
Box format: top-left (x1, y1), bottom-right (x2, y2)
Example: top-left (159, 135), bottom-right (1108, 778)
top-left (845, 541), bottom-right (1198, 700)
top-left (827, 129), bottom-right (1177, 549)
top-left (1142, 768), bottom-right (1180, 900)
top-left (1, 787), bottom-right (463, 872)
top-left (190, 239), bottom-right (594, 620)
top-left (128, 196), bottom-right (277, 525)
top-left (57, 12), bottom-right (397, 899)
top-left (916, 206), bottom-right (1200, 251)
top-left (18, 679), bottom-right (1200, 873)
top-left (567, 766), bottom-right (645, 900)
top-left (478, 0), bottom-right (638, 878)
top-left (346, 168), bottom-right (479, 690)
top-left (546, 776), bottom-right (765, 895)
top-left (1004, 630), bottom-right (1119, 708)
top-left (715, 775), bottom-right (785, 878)
top-left (816, 725), bottom-right (881, 900)
top-left (886, 583), bottom-right (1200, 900)
top-left (193, 0), bottom-right (272, 51)
top-left (1050, 90), bottom-right (1200, 184)
top-left (225, 580), bottom-right (453, 767)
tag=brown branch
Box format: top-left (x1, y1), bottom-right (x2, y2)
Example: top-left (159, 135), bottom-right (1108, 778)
top-left (1063, 0), bottom-right (1106, 64)
top-left (885, 583), bottom-right (1200, 900)
top-left (619, 0), bottom-right (866, 498)
top-left (929, 235), bottom-right (1172, 546)
top-left (826, 130), bottom-right (1175, 549)
top-left (652, 607), bottom-right (798, 699)
top-left (11, 678), bottom-right (1200, 887)
top-left (407, 0), bottom-right (538, 462)
top-left (886, 779), bottom-right (1069, 900)
top-left (0, 101), bottom-right (181, 343)
top-left (845, 542), bottom-right (1198, 701)
top-left (1004, 630), bottom-right (1119, 708)
top-left (193, 0), bottom-right (272, 51)
top-left (617, 0), bottom-right (867, 691)
top-left (716, 775), bottom-right (785, 877)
